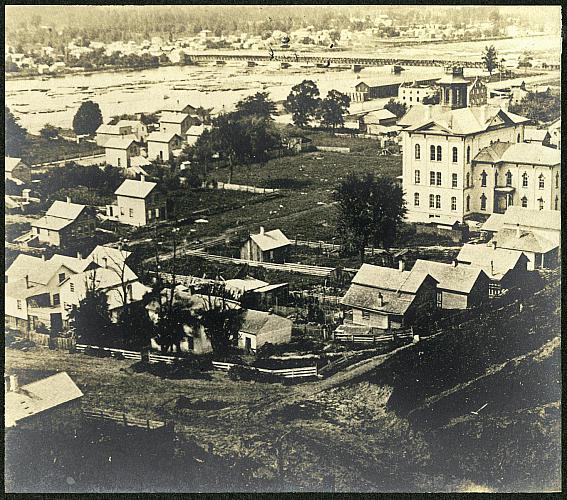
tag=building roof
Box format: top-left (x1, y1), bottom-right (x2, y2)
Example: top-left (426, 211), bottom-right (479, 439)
top-left (67, 264), bottom-right (139, 292)
top-left (160, 111), bottom-right (190, 124)
top-left (5, 157), bottom-right (26, 173)
top-left (250, 229), bottom-right (291, 252)
top-left (363, 109), bottom-right (397, 123)
top-left (104, 135), bottom-right (138, 150)
top-left (501, 206), bottom-right (560, 232)
top-left (456, 244), bottom-right (526, 280)
top-left (410, 259), bottom-right (486, 294)
top-left (494, 228), bottom-right (558, 254)
top-left (253, 283), bottom-right (289, 294)
top-left (147, 131), bottom-right (183, 144)
top-left (398, 105), bottom-right (529, 135)
top-left (49, 254), bottom-right (89, 274)
top-left (129, 156), bottom-right (152, 168)
top-left (5, 372), bottom-right (83, 428)
top-left (186, 124), bottom-right (211, 137)
top-left (524, 127), bottom-right (550, 142)
top-left (6, 254), bottom-right (53, 285)
top-left (224, 277), bottom-right (269, 294)
top-left (481, 213), bottom-right (505, 233)
top-left (341, 283), bottom-right (415, 315)
top-left (116, 119), bottom-right (145, 129)
top-left (87, 245), bottom-right (132, 271)
top-left (239, 309), bottom-right (292, 336)
top-left (161, 102), bottom-right (196, 113)
top-left (32, 215), bottom-right (75, 231)
top-left (96, 123), bottom-right (122, 135)
top-left (350, 263), bottom-right (432, 294)
top-left (474, 142), bottom-right (560, 166)
top-left (114, 178), bottom-right (157, 199)
top-left (46, 200), bottom-right (86, 221)
top-left (5, 280), bottom-right (49, 300)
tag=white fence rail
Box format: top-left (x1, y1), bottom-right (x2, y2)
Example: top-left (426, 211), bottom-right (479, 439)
top-left (75, 344), bottom-right (183, 364)
top-left (207, 182), bottom-right (278, 194)
top-left (211, 361), bottom-right (318, 379)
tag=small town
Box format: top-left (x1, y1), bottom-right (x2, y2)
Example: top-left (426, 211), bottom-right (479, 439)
top-left (4, 4), bottom-right (561, 494)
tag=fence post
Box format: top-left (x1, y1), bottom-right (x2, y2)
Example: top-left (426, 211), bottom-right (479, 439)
top-left (123, 414), bottom-right (128, 427)
top-left (146, 419), bottom-right (150, 431)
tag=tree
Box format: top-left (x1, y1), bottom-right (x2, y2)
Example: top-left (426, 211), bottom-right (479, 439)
top-left (5, 106), bottom-right (28, 157)
top-left (235, 92), bottom-right (277, 120)
top-left (72, 100), bottom-right (103, 136)
top-left (210, 113), bottom-right (251, 182)
top-left (241, 116), bottom-right (281, 163)
top-left (422, 92), bottom-right (440, 105)
top-left (39, 123), bottom-right (61, 140)
top-left (509, 91), bottom-right (561, 124)
top-left (318, 90), bottom-right (351, 132)
top-left (482, 45), bottom-right (498, 76)
top-left (284, 79), bottom-right (321, 128)
top-left (333, 172), bottom-right (406, 264)
top-left (117, 298), bottom-right (155, 350)
top-left (384, 98), bottom-right (407, 118)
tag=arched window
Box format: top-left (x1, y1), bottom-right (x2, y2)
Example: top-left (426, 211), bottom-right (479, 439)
top-left (466, 172), bottom-right (470, 188)
top-left (521, 196), bottom-right (528, 208)
top-left (436, 172), bottom-right (442, 186)
top-left (436, 145), bottom-right (442, 161)
top-left (481, 170), bottom-right (487, 187)
top-left (429, 194), bottom-right (435, 208)
top-left (555, 172), bottom-right (559, 188)
top-left (452, 147), bottom-right (458, 163)
top-left (415, 170), bottom-right (421, 184)
top-left (430, 145), bottom-right (436, 161)
top-left (430, 171), bottom-right (436, 185)
top-left (555, 195), bottom-right (559, 210)
top-left (414, 193), bottom-right (420, 206)
top-left (466, 195), bottom-right (470, 212)
top-left (415, 144), bottom-right (421, 159)
top-left (506, 171), bottom-right (512, 187)
top-left (466, 146), bottom-right (471, 164)
top-left (480, 193), bottom-right (487, 211)
top-left (538, 198), bottom-right (544, 210)
top-left (539, 174), bottom-right (545, 189)
top-left (435, 194), bottom-right (441, 209)
top-left (451, 196), bottom-right (457, 211)
top-left (522, 172), bottom-right (528, 187)
top-left (452, 173), bottom-right (458, 188)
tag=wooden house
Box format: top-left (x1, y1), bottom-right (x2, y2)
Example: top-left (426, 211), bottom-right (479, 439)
top-left (111, 177), bottom-right (167, 226)
top-left (240, 227), bottom-right (291, 263)
top-left (5, 157), bottom-right (31, 184)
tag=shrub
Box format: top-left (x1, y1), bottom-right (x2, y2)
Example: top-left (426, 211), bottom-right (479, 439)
top-left (227, 364), bottom-right (282, 383)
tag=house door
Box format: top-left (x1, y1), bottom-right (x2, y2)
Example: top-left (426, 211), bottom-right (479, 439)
top-left (159, 151), bottom-right (163, 161)
top-left (245, 337), bottom-right (252, 351)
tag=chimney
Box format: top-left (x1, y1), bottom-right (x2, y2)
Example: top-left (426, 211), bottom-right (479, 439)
top-left (9, 374), bottom-right (19, 393)
top-left (452, 260), bottom-right (458, 267)
top-left (140, 175), bottom-right (145, 183)
top-left (377, 292), bottom-right (383, 307)
top-left (41, 254), bottom-right (46, 261)
top-left (259, 226), bottom-right (265, 235)
top-left (77, 251), bottom-right (82, 260)
top-left (66, 196), bottom-right (71, 204)
top-left (25, 275), bottom-right (30, 289)
top-left (102, 257), bottom-right (108, 268)
top-left (22, 188), bottom-right (31, 200)
top-left (491, 240), bottom-right (497, 250)
top-left (516, 223), bottom-right (521, 238)
top-left (398, 259), bottom-right (405, 272)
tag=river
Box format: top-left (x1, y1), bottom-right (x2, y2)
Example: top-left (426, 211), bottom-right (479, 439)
top-left (5, 35), bottom-right (560, 134)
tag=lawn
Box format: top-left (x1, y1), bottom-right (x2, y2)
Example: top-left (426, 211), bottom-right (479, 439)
top-left (20, 135), bottom-right (104, 165)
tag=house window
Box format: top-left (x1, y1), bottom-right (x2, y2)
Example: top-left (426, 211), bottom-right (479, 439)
top-left (155, 208), bottom-right (160, 218)
top-left (436, 145), bottom-right (442, 161)
top-left (452, 173), bottom-right (457, 188)
top-left (127, 284), bottom-right (133, 301)
top-left (481, 170), bottom-right (487, 187)
top-left (452, 147), bottom-right (458, 163)
top-left (58, 272), bottom-right (66, 283)
top-left (494, 171), bottom-right (499, 185)
top-left (539, 174), bottom-right (545, 189)
top-left (522, 172), bottom-right (528, 187)
top-left (414, 193), bottom-right (420, 206)
top-left (466, 195), bottom-right (470, 212)
top-left (118, 158), bottom-right (121, 167)
top-left (430, 145), bottom-right (436, 161)
top-left (416, 97), bottom-right (420, 102)
top-left (147, 210), bottom-right (153, 220)
top-left (506, 171), bottom-right (512, 186)
top-left (466, 146), bottom-right (471, 163)
top-left (429, 194), bottom-right (435, 208)
top-left (70, 283), bottom-right (75, 293)
top-left (430, 171), bottom-right (435, 185)
top-left (362, 310), bottom-right (370, 320)
top-left (415, 144), bottom-right (421, 159)
top-left (414, 170), bottom-right (421, 184)
top-left (435, 194), bottom-right (441, 209)
top-left (538, 198), bottom-right (544, 210)
top-left (451, 196), bottom-right (457, 211)
top-left (53, 294), bottom-right (60, 306)
top-left (436, 172), bottom-right (441, 186)
top-left (521, 196), bottom-right (528, 208)
top-left (555, 172), bottom-right (559, 188)
top-left (129, 208), bottom-right (134, 218)
top-left (436, 291), bottom-right (442, 308)
top-left (120, 207), bottom-right (125, 216)
top-left (480, 194), bottom-right (487, 211)
top-left (466, 172), bottom-right (470, 188)
top-left (555, 195), bottom-right (559, 210)
top-left (17, 300), bottom-right (22, 310)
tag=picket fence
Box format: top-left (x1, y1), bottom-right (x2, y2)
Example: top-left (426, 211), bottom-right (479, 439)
top-left (75, 344), bottom-right (182, 365)
top-left (82, 408), bottom-right (170, 431)
top-left (211, 361), bottom-right (318, 379)
top-left (333, 328), bottom-right (414, 344)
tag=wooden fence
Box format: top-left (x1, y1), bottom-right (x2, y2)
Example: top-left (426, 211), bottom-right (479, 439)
top-left (210, 182), bottom-right (278, 194)
top-left (82, 408), bottom-right (170, 431)
top-left (75, 344), bottom-right (183, 365)
top-left (333, 329), bottom-right (414, 344)
top-left (211, 361), bottom-right (318, 379)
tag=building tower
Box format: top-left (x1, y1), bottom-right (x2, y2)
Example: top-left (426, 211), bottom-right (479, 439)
top-left (438, 67), bottom-right (469, 109)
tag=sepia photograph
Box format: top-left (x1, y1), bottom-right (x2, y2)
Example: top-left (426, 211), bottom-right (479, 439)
top-left (4, 3), bottom-right (562, 493)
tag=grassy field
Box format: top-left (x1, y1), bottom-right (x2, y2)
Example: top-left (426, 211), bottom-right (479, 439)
top-left (21, 135), bottom-right (104, 165)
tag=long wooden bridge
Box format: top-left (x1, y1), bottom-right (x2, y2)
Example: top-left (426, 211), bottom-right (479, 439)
top-left (185, 52), bottom-right (485, 69)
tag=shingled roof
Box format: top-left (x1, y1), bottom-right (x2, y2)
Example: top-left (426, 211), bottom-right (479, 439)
top-left (240, 309), bottom-right (292, 336)
top-left (474, 142), bottom-right (560, 166)
top-left (351, 263), bottom-right (431, 294)
top-left (45, 200), bottom-right (86, 221)
top-left (457, 244), bottom-right (526, 280)
top-left (114, 178), bottom-right (157, 199)
top-left (494, 228), bottom-right (557, 254)
top-left (250, 229), bottom-right (291, 252)
top-left (410, 259), bottom-right (487, 294)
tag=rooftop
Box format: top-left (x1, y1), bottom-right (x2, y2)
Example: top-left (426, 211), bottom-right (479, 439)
top-left (363, 109), bottom-right (397, 123)
top-left (104, 135), bottom-right (138, 150)
top-left (147, 131), bottom-right (183, 144)
top-left (240, 309), bottom-right (292, 335)
top-left (5, 157), bottom-right (26, 173)
top-left (114, 178), bottom-right (157, 199)
top-left (45, 199), bottom-right (86, 221)
top-left (160, 111), bottom-right (190, 124)
top-left (501, 206), bottom-right (560, 232)
top-left (351, 263), bottom-right (432, 294)
top-left (494, 228), bottom-right (558, 254)
top-left (341, 283), bottom-right (415, 315)
top-left (474, 142), bottom-right (560, 166)
top-left (457, 244), bottom-right (526, 280)
top-left (410, 259), bottom-right (486, 294)
top-left (250, 229), bottom-right (291, 252)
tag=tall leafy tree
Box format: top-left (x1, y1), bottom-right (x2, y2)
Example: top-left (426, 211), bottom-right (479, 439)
top-left (318, 90), bottom-right (351, 132)
top-left (242, 116), bottom-right (281, 163)
top-left (39, 123), bottom-right (61, 140)
top-left (72, 100), bottom-right (103, 136)
top-left (284, 79), bottom-right (321, 128)
top-left (235, 92), bottom-right (277, 120)
top-left (210, 113), bottom-right (251, 182)
top-left (5, 106), bottom-right (28, 157)
top-left (333, 172), bottom-right (406, 264)
top-left (509, 91), bottom-right (560, 124)
top-left (482, 45), bottom-right (498, 76)
top-left (384, 98), bottom-right (407, 118)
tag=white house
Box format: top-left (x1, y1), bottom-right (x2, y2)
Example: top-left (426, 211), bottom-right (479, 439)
top-left (159, 112), bottom-right (192, 136)
top-left (110, 177), bottom-right (168, 226)
top-left (147, 131), bottom-right (184, 162)
top-left (95, 123), bottom-right (134, 147)
top-left (104, 136), bottom-right (140, 168)
top-left (115, 119), bottom-right (149, 142)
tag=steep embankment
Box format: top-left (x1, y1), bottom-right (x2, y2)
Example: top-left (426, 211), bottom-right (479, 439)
top-left (364, 270), bottom-right (561, 491)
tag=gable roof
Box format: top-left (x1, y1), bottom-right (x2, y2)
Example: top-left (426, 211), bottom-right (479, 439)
top-left (161, 102), bottom-right (196, 113)
top-left (5, 280), bottom-right (49, 300)
top-left (5, 372), bottom-right (83, 428)
top-left (474, 142), bottom-right (560, 166)
top-left (96, 123), bottom-right (123, 135)
top-left (250, 229), bottom-right (291, 252)
top-left (350, 263), bottom-right (433, 294)
top-left (46, 200), bottom-right (86, 221)
top-left (224, 277), bottom-right (269, 294)
top-left (104, 135), bottom-right (138, 150)
top-left (6, 254), bottom-right (62, 285)
top-left (456, 244), bottom-right (526, 280)
top-left (410, 259), bottom-right (486, 294)
top-left (494, 228), bottom-right (558, 254)
top-left (87, 245), bottom-right (132, 271)
top-left (5, 157), bottom-right (26, 173)
top-left (481, 213), bottom-right (505, 233)
top-left (160, 111), bottom-right (190, 124)
top-left (524, 127), bottom-right (550, 142)
top-left (363, 109), bottom-right (397, 123)
top-left (240, 309), bottom-right (292, 335)
top-left (341, 283), bottom-right (416, 315)
top-left (501, 206), bottom-right (560, 232)
top-left (31, 215), bottom-right (75, 231)
top-left (147, 131), bottom-right (183, 144)
top-left (49, 254), bottom-right (89, 274)
top-left (114, 178), bottom-right (157, 199)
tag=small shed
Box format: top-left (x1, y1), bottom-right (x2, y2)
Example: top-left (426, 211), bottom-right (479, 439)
top-left (238, 309), bottom-right (293, 352)
top-left (240, 227), bottom-right (291, 263)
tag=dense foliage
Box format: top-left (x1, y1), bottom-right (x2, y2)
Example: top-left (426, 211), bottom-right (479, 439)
top-left (284, 80), bottom-right (321, 128)
top-left (482, 44), bottom-right (499, 75)
top-left (509, 90), bottom-right (561, 124)
top-left (384, 98), bottom-right (408, 118)
top-left (5, 106), bottom-right (27, 157)
top-left (72, 100), bottom-right (103, 136)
